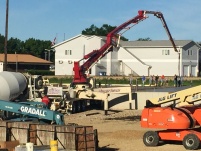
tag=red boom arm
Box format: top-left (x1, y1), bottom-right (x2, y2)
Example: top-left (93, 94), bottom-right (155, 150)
top-left (73, 10), bottom-right (178, 84)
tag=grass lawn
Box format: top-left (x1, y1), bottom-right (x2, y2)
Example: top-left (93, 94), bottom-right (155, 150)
top-left (48, 76), bottom-right (201, 87)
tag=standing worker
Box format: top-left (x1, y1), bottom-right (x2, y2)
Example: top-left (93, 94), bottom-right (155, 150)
top-left (142, 75), bottom-right (146, 86)
top-left (42, 95), bottom-right (50, 108)
top-left (161, 75), bottom-right (165, 86)
top-left (155, 75), bottom-right (159, 87)
top-left (174, 74), bottom-right (178, 87)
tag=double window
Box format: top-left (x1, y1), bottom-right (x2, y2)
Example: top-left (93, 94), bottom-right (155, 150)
top-left (162, 50), bottom-right (170, 55)
top-left (188, 50), bottom-right (193, 56)
top-left (65, 50), bottom-right (72, 55)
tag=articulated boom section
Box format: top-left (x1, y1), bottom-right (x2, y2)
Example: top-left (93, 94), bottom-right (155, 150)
top-left (73, 44), bottom-right (112, 84)
top-left (73, 10), bottom-right (147, 84)
top-left (73, 10), bottom-right (178, 85)
top-left (144, 11), bottom-right (178, 52)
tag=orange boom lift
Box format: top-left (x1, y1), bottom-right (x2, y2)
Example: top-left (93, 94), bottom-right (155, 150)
top-left (141, 86), bottom-right (201, 150)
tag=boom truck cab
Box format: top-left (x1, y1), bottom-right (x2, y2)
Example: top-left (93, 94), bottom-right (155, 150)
top-left (141, 85), bottom-right (201, 150)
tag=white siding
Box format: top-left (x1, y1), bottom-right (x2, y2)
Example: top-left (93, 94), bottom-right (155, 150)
top-left (191, 66), bottom-right (196, 76)
top-left (55, 36), bottom-right (88, 75)
top-left (111, 50), bottom-right (119, 75)
top-left (85, 36), bottom-right (103, 75)
top-left (183, 65), bottom-right (188, 76)
top-left (54, 35), bottom-right (104, 76)
top-left (53, 36), bottom-right (200, 77)
top-left (181, 44), bottom-right (198, 76)
top-left (118, 47), bottom-right (178, 76)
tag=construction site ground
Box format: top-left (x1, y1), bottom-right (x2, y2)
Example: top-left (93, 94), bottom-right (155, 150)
top-left (65, 109), bottom-right (187, 151)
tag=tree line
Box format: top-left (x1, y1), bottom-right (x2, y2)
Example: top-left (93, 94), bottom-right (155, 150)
top-left (0, 34), bottom-right (53, 61)
top-left (81, 24), bottom-right (151, 41)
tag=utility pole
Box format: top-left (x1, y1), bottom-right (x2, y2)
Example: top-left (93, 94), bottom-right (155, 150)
top-left (48, 50), bottom-right (50, 61)
top-left (15, 51), bottom-right (18, 72)
top-left (4, 0), bottom-right (9, 71)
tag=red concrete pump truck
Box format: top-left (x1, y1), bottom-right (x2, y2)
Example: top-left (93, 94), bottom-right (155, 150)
top-left (72, 10), bottom-right (178, 87)
top-left (48, 10), bottom-right (179, 115)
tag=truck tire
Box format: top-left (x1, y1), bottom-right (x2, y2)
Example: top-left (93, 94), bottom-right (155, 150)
top-left (71, 101), bottom-right (77, 114)
top-left (34, 76), bottom-right (43, 89)
top-left (143, 131), bottom-right (160, 146)
top-left (77, 101), bottom-right (81, 113)
top-left (81, 100), bottom-right (86, 112)
top-left (182, 133), bottom-right (200, 150)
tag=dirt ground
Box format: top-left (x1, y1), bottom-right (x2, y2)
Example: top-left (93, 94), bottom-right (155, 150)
top-left (64, 110), bottom-right (188, 151)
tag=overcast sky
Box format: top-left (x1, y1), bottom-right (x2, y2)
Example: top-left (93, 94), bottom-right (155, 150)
top-left (0, 0), bottom-right (200, 43)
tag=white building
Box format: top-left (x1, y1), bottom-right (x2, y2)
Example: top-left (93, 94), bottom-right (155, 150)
top-left (52, 34), bottom-right (201, 77)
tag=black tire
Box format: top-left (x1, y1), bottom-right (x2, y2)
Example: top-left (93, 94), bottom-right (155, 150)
top-left (182, 133), bottom-right (200, 150)
top-left (71, 102), bottom-right (77, 114)
top-left (143, 131), bottom-right (160, 146)
top-left (81, 100), bottom-right (86, 112)
top-left (77, 101), bottom-right (81, 113)
top-left (35, 76), bottom-right (43, 89)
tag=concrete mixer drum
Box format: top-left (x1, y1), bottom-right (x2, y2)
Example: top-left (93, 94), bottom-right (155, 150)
top-left (0, 71), bottom-right (27, 101)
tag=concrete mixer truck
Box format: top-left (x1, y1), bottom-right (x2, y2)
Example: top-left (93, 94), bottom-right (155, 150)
top-left (0, 71), bottom-right (64, 125)
top-left (0, 71), bottom-right (44, 101)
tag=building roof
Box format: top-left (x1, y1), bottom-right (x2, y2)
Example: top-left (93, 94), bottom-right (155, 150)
top-left (52, 34), bottom-right (107, 48)
top-left (120, 40), bottom-right (195, 47)
top-left (52, 34), bottom-right (90, 48)
top-left (52, 34), bottom-right (200, 50)
top-left (0, 54), bottom-right (52, 64)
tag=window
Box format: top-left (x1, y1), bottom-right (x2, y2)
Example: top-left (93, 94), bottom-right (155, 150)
top-left (187, 50), bottom-right (193, 56)
top-left (162, 50), bottom-right (170, 55)
top-left (65, 50), bottom-right (72, 55)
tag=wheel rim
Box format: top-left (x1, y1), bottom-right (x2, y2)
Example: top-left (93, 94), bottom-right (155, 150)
top-left (186, 138), bottom-right (194, 147)
top-left (146, 136), bottom-right (154, 144)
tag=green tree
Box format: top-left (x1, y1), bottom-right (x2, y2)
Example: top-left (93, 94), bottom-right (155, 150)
top-left (0, 33), bottom-right (53, 61)
top-left (82, 24), bottom-right (128, 41)
top-left (7, 37), bottom-right (22, 54)
top-left (23, 38), bottom-right (52, 60)
top-left (0, 34), bottom-right (5, 52)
